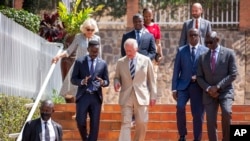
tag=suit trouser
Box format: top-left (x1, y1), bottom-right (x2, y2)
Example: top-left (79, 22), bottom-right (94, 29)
top-left (119, 90), bottom-right (148, 141)
top-left (75, 92), bottom-right (102, 141)
top-left (205, 98), bottom-right (232, 141)
top-left (176, 82), bottom-right (204, 140)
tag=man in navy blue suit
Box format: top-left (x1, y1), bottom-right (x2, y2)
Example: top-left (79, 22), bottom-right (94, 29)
top-left (172, 28), bottom-right (208, 141)
top-left (120, 13), bottom-right (156, 60)
top-left (71, 40), bottom-right (109, 141)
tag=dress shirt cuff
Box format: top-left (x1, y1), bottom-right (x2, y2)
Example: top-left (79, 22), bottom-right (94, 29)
top-left (81, 79), bottom-right (85, 85)
top-left (172, 90), bottom-right (177, 92)
top-left (206, 86), bottom-right (211, 92)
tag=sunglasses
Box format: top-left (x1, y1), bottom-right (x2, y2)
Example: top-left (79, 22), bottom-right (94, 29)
top-left (189, 34), bottom-right (199, 37)
top-left (205, 40), bottom-right (214, 45)
top-left (86, 28), bottom-right (95, 32)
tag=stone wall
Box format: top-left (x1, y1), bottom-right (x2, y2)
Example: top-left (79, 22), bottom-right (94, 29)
top-left (99, 27), bottom-right (248, 105)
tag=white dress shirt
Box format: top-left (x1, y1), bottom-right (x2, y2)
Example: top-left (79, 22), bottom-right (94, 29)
top-left (41, 118), bottom-right (56, 141)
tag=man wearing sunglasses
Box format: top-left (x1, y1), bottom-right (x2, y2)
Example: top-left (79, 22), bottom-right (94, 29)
top-left (197, 31), bottom-right (238, 141)
top-left (172, 28), bottom-right (208, 141)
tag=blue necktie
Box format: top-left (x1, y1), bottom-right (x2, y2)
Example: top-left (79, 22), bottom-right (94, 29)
top-left (191, 47), bottom-right (195, 63)
top-left (136, 30), bottom-right (141, 45)
top-left (89, 59), bottom-right (95, 91)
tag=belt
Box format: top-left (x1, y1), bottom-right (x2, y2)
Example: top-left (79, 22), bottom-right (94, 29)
top-left (191, 79), bottom-right (197, 83)
top-left (85, 90), bottom-right (98, 94)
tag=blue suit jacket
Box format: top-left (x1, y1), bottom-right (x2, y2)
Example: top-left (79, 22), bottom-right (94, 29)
top-left (179, 18), bottom-right (212, 46)
top-left (71, 55), bottom-right (109, 103)
top-left (120, 28), bottom-right (156, 60)
top-left (172, 44), bottom-right (208, 91)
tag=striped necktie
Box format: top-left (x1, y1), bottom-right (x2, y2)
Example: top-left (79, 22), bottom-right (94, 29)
top-left (130, 59), bottom-right (135, 79)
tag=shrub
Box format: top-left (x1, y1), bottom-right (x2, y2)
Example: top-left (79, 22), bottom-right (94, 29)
top-left (0, 6), bottom-right (41, 33)
top-left (0, 94), bottom-right (40, 141)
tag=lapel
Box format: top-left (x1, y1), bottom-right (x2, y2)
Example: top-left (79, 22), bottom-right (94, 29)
top-left (138, 28), bottom-right (148, 48)
top-left (83, 56), bottom-right (91, 75)
top-left (52, 121), bottom-right (59, 141)
top-left (38, 119), bottom-right (42, 141)
top-left (215, 46), bottom-right (225, 70)
top-left (185, 45), bottom-right (193, 64)
top-left (124, 57), bottom-right (131, 77)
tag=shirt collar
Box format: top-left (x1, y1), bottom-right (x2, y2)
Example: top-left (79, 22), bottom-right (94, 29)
top-left (41, 118), bottom-right (52, 125)
top-left (88, 56), bottom-right (96, 61)
top-left (189, 44), bottom-right (199, 49)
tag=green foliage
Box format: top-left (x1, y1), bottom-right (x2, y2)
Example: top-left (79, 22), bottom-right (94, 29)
top-left (57, 0), bottom-right (104, 35)
top-left (0, 94), bottom-right (39, 141)
top-left (0, 6), bottom-right (41, 33)
top-left (22, 0), bottom-right (38, 13)
top-left (51, 89), bottom-right (66, 104)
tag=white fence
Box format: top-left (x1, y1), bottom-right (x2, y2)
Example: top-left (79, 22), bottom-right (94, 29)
top-left (0, 13), bottom-right (63, 99)
top-left (97, 0), bottom-right (239, 28)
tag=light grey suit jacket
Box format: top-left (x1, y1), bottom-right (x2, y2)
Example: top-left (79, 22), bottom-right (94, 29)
top-left (196, 46), bottom-right (238, 104)
top-left (114, 53), bottom-right (157, 105)
top-left (179, 18), bottom-right (212, 46)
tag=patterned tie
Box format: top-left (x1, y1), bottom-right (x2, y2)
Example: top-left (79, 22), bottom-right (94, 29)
top-left (130, 59), bottom-right (135, 79)
top-left (136, 30), bottom-right (141, 45)
top-left (45, 122), bottom-right (50, 141)
top-left (210, 50), bottom-right (216, 73)
top-left (191, 47), bottom-right (195, 63)
top-left (195, 19), bottom-right (198, 29)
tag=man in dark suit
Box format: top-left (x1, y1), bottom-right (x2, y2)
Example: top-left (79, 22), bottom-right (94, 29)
top-left (120, 13), bottom-right (156, 60)
top-left (71, 40), bottom-right (109, 141)
top-left (22, 100), bottom-right (63, 141)
top-left (172, 28), bottom-right (208, 141)
top-left (197, 31), bottom-right (238, 141)
top-left (179, 2), bottom-right (212, 46)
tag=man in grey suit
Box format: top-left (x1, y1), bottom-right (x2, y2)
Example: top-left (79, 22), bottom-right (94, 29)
top-left (172, 28), bottom-right (208, 141)
top-left (120, 13), bottom-right (156, 60)
top-left (179, 2), bottom-right (212, 46)
top-left (197, 31), bottom-right (238, 141)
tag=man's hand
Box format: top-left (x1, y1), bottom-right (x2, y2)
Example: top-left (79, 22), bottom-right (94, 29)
top-left (208, 85), bottom-right (219, 98)
top-left (114, 82), bottom-right (121, 92)
top-left (150, 99), bottom-right (156, 106)
top-left (172, 91), bottom-right (178, 101)
top-left (96, 76), bottom-right (104, 86)
top-left (81, 75), bottom-right (91, 85)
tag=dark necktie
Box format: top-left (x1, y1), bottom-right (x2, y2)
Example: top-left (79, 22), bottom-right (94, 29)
top-left (195, 19), bottom-right (198, 29)
top-left (136, 30), bottom-right (141, 45)
top-left (44, 122), bottom-right (50, 141)
top-left (130, 59), bottom-right (135, 79)
top-left (210, 50), bottom-right (216, 73)
top-left (191, 47), bottom-right (195, 63)
top-left (89, 59), bottom-right (95, 91)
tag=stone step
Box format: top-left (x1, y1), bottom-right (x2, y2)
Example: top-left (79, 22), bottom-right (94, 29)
top-left (52, 104), bottom-right (250, 140)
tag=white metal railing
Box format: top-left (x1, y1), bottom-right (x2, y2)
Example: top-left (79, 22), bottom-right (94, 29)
top-left (0, 13), bottom-right (64, 140)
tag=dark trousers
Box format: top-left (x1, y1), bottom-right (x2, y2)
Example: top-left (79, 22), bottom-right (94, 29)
top-left (75, 92), bottom-right (102, 141)
top-left (205, 98), bottom-right (232, 141)
top-left (176, 82), bottom-right (204, 140)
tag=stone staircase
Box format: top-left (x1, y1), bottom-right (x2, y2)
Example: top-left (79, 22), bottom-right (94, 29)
top-left (52, 104), bottom-right (250, 141)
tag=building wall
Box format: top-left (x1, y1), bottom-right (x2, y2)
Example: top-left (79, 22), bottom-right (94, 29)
top-left (99, 28), bottom-right (248, 105)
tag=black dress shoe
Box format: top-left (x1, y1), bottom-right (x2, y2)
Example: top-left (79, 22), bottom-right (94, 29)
top-left (178, 135), bottom-right (186, 141)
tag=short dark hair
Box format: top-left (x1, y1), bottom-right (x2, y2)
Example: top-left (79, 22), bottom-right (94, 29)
top-left (88, 40), bottom-right (100, 47)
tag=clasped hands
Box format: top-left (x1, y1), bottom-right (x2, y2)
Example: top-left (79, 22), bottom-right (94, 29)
top-left (207, 85), bottom-right (219, 99)
top-left (82, 75), bottom-right (104, 86)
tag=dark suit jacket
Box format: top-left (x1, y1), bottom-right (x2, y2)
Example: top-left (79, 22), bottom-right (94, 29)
top-left (22, 118), bottom-right (63, 141)
top-left (120, 28), bottom-right (156, 60)
top-left (172, 44), bottom-right (208, 91)
top-left (71, 55), bottom-right (109, 103)
top-left (197, 46), bottom-right (238, 104)
top-left (179, 18), bottom-right (212, 46)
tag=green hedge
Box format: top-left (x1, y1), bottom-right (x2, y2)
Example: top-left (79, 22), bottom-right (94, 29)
top-left (0, 94), bottom-right (40, 141)
top-left (0, 6), bottom-right (41, 33)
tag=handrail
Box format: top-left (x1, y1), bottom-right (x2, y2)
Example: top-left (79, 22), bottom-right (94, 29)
top-left (13, 44), bottom-right (63, 141)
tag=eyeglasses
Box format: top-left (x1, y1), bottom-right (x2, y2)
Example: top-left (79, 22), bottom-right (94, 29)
top-left (86, 28), bottom-right (95, 32)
